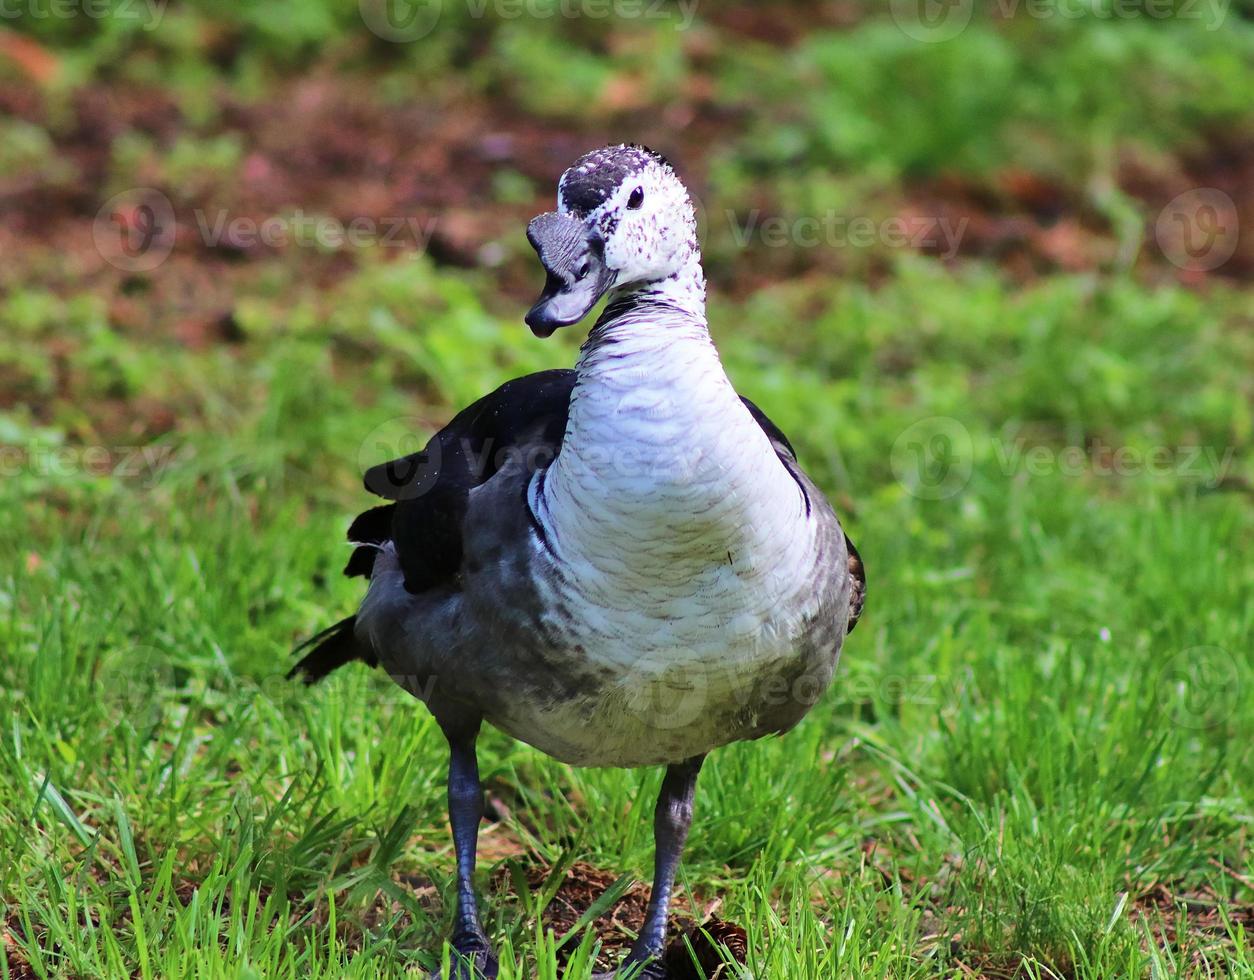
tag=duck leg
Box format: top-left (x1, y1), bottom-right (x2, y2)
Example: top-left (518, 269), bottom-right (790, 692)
top-left (431, 714), bottom-right (498, 980)
top-left (596, 755), bottom-right (705, 980)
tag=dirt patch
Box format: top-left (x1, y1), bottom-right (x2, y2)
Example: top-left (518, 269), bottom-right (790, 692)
top-left (859, 839), bottom-right (1254, 977)
top-left (2, 66), bottom-right (627, 368)
top-left (1132, 880), bottom-right (1254, 971)
top-left (7, 62), bottom-right (1247, 327)
top-left (2, 914), bottom-right (39, 980)
top-left (903, 133), bottom-right (1254, 286)
top-left (1121, 132), bottom-right (1254, 283)
top-left (708, 1), bottom-right (865, 45)
top-left (903, 170), bottom-right (1106, 281)
top-left (3, 32), bottom-right (1250, 448)
top-left (491, 859), bottom-right (748, 976)
top-left (944, 880), bottom-right (1252, 978)
top-left (5, 59), bottom-right (1249, 322)
top-left (948, 951), bottom-right (1077, 980)
top-left (0, 68), bottom-right (590, 434)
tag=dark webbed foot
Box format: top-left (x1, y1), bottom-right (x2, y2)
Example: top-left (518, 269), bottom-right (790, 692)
top-left (429, 934), bottom-right (499, 980)
top-left (590, 956), bottom-right (668, 979)
top-left (593, 756), bottom-right (705, 980)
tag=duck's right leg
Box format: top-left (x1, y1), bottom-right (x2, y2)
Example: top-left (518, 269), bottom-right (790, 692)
top-left (430, 713), bottom-right (498, 980)
top-left (593, 755), bottom-right (705, 980)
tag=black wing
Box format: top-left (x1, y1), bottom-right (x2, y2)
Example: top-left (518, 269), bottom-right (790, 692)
top-left (294, 374), bottom-right (864, 681)
top-left (741, 397), bottom-right (864, 634)
top-left (350, 369), bottom-right (577, 593)
top-left (739, 397), bottom-right (797, 457)
top-left (741, 395), bottom-right (812, 518)
top-left (348, 371), bottom-right (863, 634)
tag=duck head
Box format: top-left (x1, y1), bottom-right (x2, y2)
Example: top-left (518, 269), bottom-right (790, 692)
top-left (525, 144), bottom-right (700, 337)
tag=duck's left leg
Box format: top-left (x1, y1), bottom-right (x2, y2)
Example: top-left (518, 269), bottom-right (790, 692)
top-left (429, 713), bottom-right (498, 980)
top-left (595, 755), bottom-right (705, 980)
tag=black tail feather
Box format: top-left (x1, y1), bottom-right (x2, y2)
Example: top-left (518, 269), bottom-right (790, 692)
top-left (288, 615), bottom-right (375, 683)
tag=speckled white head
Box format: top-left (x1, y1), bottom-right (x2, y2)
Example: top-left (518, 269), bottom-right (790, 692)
top-left (557, 144), bottom-right (700, 289)
top-left (525, 145), bottom-right (706, 335)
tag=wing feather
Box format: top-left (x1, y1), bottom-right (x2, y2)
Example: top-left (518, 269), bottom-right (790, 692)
top-left (350, 369), bottom-right (576, 592)
top-left (345, 372), bottom-right (863, 633)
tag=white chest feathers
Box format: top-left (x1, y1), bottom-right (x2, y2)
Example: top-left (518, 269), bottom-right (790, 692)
top-left (528, 318), bottom-right (820, 677)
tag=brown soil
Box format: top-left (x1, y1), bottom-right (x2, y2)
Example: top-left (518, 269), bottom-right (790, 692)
top-left (2, 40), bottom-right (1250, 361)
top-left (488, 859), bottom-right (747, 976)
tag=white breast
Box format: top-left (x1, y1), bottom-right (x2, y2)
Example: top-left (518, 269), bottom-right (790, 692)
top-left (529, 317), bottom-right (820, 683)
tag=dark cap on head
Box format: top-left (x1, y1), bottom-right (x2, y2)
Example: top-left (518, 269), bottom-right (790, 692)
top-left (559, 144), bottom-right (668, 216)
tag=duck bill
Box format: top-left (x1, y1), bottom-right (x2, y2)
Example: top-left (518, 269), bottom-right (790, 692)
top-left (525, 267), bottom-right (614, 337)
top-left (524, 212), bottom-right (616, 337)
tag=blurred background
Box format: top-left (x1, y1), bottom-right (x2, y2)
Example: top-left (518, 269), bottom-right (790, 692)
top-left (2, 0), bottom-right (1251, 443)
top-left (2, 2), bottom-right (1252, 977)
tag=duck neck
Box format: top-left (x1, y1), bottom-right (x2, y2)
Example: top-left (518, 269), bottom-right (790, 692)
top-left (607, 246), bottom-right (707, 320)
top-left (531, 256), bottom-right (808, 575)
top-left (563, 246), bottom-right (716, 421)
top-left (571, 245), bottom-right (722, 448)
top-left (561, 288), bottom-right (732, 491)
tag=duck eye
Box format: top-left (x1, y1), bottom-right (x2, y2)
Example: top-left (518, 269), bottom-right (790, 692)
top-left (627, 186), bottom-right (644, 210)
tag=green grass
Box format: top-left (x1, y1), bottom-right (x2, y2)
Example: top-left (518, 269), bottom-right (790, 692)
top-left (3, 2), bottom-right (1253, 977)
top-left (2, 252), bottom-right (1250, 977)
